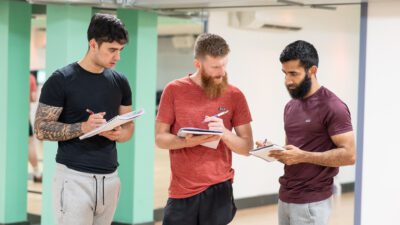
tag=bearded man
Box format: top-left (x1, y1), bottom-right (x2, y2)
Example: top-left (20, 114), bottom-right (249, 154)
top-left (155, 33), bottom-right (254, 225)
top-left (257, 40), bottom-right (356, 225)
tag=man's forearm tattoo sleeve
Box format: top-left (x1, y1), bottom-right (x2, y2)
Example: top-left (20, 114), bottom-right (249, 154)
top-left (34, 103), bottom-right (83, 141)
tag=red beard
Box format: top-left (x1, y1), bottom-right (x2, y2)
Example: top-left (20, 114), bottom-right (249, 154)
top-left (200, 69), bottom-right (228, 99)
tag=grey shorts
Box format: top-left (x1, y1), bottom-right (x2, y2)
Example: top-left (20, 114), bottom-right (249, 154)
top-left (278, 197), bottom-right (332, 225)
top-left (53, 163), bottom-right (121, 225)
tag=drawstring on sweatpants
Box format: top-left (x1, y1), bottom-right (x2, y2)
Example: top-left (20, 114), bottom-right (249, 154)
top-left (93, 175), bottom-right (98, 213)
top-left (93, 175), bottom-right (106, 213)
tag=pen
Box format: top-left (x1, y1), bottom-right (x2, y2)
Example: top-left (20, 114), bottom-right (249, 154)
top-left (86, 109), bottom-right (95, 115)
top-left (263, 138), bottom-right (268, 146)
top-left (202, 110), bottom-right (229, 123)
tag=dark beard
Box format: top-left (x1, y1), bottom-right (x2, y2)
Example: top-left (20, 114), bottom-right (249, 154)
top-left (201, 70), bottom-right (228, 99)
top-left (286, 73), bottom-right (312, 99)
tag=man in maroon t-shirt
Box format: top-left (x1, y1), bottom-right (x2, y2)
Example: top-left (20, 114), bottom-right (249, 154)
top-left (258, 40), bottom-right (356, 225)
top-left (156, 33), bottom-right (253, 225)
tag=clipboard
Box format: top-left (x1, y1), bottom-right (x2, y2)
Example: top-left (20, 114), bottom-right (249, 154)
top-left (250, 144), bottom-right (286, 162)
top-left (79, 108), bottom-right (144, 140)
top-left (177, 127), bottom-right (223, 149)
top-left (177, 128), bottom-right (223, 136)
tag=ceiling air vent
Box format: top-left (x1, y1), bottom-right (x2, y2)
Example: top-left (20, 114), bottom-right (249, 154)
top-left (261, 23), bottom-right (301, 31)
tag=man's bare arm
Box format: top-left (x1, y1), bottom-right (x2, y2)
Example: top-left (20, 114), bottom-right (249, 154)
top-left (221, 123), bottom-right (253, 156)
top-left (34, 103), bottom-right (83, 141)
top-left (204, 116), bottom-right (253, 156)
top-left (302, 131), bottom-right (356, 167)
top-left (270, 131), bottom-right (356, 167)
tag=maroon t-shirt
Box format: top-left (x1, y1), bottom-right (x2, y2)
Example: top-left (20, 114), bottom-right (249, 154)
top-left (280, 86), bottom-right (353, 203)
top-left (156, 76), bottom-right (252, 198)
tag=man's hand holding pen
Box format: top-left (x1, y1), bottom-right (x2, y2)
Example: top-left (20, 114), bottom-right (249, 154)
top-left (203, 110), bottom-right (229, 135)
top-left (81, 109), bottom-right (106, 134)
top-left (81, 109), bottom-right (123, 141)
top-left (180, 111), bottom-right (228, 148)
top-left (204, 116), bottom-right (227, 134)
top-left (255, 138), bottom-right (271, 148)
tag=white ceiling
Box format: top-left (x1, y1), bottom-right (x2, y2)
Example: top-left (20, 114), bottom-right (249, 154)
top-left (29, 0), bottom-right (389, 36)
top-left (27, 0), bottom-right (399, 22)
top-left (28, 0), bottom-right (397, 10)
top-left (132, 0), bottom-right (364, 9)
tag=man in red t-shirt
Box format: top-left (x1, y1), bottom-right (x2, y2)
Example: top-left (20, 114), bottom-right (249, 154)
top-left (257, 40), bottom-right (356, 225)
top-left (156, 33), bottom-right (253, 225)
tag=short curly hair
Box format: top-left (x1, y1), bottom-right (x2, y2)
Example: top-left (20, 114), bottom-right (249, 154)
top-left (87, 13), bottom-right (128, 46)
top-left (194, 33), bottom-right (230, 59)
top-left (280, 40), bottom-right (319, 70)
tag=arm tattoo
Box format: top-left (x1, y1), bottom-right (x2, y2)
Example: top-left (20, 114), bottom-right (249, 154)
top-left (34, 103), bottom-right (83, 141)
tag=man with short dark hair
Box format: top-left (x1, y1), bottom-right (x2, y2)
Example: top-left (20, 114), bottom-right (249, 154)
top-left (35, 13), bottom-right (133, 225)
top-left (155, 33), bottom-right (254, 225)
top-left (258, 40), bottom-right (356, 225)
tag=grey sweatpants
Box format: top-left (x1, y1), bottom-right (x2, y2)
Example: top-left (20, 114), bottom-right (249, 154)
top-left (278, 197), bottom-right (332, 225)
top-left (53, 163), bottom-right (121, 225)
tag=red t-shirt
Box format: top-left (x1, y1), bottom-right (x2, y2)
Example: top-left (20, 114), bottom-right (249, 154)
top-left (280, 86), bottom-right (353, 204)
top-left (156, 76), bottom-right (252, 198)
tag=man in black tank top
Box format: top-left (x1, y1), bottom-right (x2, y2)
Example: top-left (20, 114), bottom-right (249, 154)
top-left (35, 13), bottom-right (133, 225)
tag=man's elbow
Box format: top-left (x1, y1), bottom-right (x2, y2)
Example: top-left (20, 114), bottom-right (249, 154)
top-left (345, 150), bottom-right (356, 165)
top-left (348, 154), bottom-right (356, 165)
top-left (155, 135), bottom-right (166, 149)
top-left (34, 124), bottom-right (44, 140)
top-left (239, 142), bottom-right (253, 156)
top-left (243, 139), bottom-right (254, 155)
